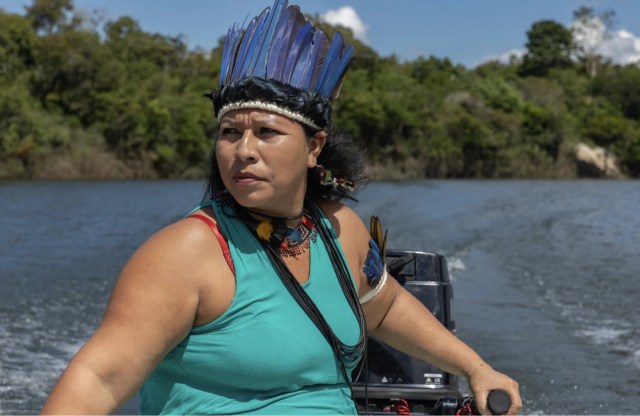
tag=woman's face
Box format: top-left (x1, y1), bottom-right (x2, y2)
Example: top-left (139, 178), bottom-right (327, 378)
top-left (216, 108), bottom-right (325, 216)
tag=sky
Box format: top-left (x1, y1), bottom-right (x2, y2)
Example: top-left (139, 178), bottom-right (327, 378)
top-left (2, 0), bottom-right (640, 67)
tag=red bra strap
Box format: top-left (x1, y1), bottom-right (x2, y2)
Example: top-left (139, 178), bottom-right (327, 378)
top-left (187, 214), bottom-right (235, 274)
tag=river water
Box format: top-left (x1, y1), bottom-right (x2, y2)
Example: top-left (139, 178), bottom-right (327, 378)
top-left (1, 180), bottom-right (638, 414)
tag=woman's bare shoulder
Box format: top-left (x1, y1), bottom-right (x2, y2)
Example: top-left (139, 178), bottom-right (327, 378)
top-left (123, 209), bottom-right (224, 280)
top-left (140, 208), bottom-right (223, 264)
top-left (315, 199), bottom-right (361, 226)
top-left (104, 209), bottom-right (229, 335)
top-left (315, 199), bottom-right (369, 249)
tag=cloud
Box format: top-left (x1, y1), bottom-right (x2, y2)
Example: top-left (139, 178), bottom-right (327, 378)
top-left (320, 6), bottom-right (368, 43)
top-left (599, 29), bottom-right (640, 64)
top-left (572, 17), bottom-right (640, 65)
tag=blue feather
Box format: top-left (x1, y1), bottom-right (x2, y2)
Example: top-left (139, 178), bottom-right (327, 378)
top-left (307, 30), bottom-right (329, 90)
top-left (276, 8), bottom-right (307, 82)
top-left (324, 45), bottom-right (355, 98)
top-left (220, 23), bottom-right (241, 86)
top-left (233, 17), bottom-right (258, 79)
top-left (266, 6), bottom-right (296, 80)
top-left (296, 29), bottom-right (325, 89)
top-left (237, 9), bottom-right (269, 78)
top-left (253, 0), bottom-right (286, 78)
top-left (281, 22), bottom-right (313, 83)
top-left (314, 31), bottom-right (345, 94)
top-left (363, 238), bottom-right (384, 287)
top-left (289, 32), bottom-right (315, 89)
top-left (311, 33), bottom-right (330, 87)
top-left (241, 5), bottom-right (273, 79)
top-left (222, 14), bottom-right (251, 86)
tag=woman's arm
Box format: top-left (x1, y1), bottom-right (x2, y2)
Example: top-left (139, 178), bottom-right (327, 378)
top-left (41, 216), bottom-right (229, 414)
top-left (364, 278), bottom-right (521, 414)
top-left (320, 201), bottom-right (522, 415)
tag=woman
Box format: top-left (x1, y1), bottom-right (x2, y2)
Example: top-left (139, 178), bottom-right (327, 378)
top-left (42, 1), bottom-right (522, 414)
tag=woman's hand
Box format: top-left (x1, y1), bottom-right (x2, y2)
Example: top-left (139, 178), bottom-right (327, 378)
top-left (467, 363), bottom-right (522, 415)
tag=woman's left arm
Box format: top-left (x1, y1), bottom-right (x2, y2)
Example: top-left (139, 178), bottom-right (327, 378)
top-left (320, 201), bottom-right (522, 415)
top-left (363, 277), bottom-right (521, 415)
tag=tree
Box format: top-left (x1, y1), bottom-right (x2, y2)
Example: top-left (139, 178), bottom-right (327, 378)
top-left (519, 20), bottom-right (574, 77)
top-left (410, 56), bottom-right (466, 100)
top-left (592, 65), bottom-right (640, 121)
top-left (31, 30), bottom-right (123, 126)
top-left (24, 0), bottom-right (73, 34)
top-left (572, 6), bottom-right (617, 78)
top-left (0, 11), bottom-right (37, 79)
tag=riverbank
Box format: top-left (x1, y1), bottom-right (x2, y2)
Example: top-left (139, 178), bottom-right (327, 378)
top-left (0, 145), bottom-right (627, 181)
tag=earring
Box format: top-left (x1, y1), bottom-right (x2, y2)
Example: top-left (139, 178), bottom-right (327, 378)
top-left (314, 165), bottom-right (355, 192)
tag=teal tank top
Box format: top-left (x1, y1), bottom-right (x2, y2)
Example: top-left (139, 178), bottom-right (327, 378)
top-left (139, 199), bottom-right (361, 415)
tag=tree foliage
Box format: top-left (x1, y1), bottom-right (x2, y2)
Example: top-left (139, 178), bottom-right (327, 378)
top-left (24, 0), bottom-right (73, 34)
top-left (519, 20), bottom-right (574, 77)
top-left (1, 1), bottom-right (639, 179)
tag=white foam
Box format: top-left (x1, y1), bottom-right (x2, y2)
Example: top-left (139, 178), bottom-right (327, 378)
top-left (0, 318), bottom-right (90, 414)
top-left (540, 288), bottom-right (639, 367)
top-left (446, 255), bottom-right (467, 282)
top-left (448, 257), bottom-right (467, 272)
top-left (575, 327), bottom-right (632, 346)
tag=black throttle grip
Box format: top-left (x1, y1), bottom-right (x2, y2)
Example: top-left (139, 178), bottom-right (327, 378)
top-left (487, 390), bottom-right (511, 415)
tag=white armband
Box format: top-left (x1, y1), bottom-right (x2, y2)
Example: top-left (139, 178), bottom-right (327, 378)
top-left (359, 266), bottom-right (388, 304)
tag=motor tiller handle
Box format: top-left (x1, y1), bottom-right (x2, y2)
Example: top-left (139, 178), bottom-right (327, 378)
top-left (486, 390), bottom-right (511, 415)
top-left (460, 390), bottom-right (512, 415)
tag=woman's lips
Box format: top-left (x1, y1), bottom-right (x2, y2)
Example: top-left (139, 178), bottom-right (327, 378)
top-left (233, 173), bottom-right (263, 184)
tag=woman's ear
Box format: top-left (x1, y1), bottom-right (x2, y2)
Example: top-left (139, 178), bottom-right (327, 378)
top-left (307, 130), bottom-right (327, 168)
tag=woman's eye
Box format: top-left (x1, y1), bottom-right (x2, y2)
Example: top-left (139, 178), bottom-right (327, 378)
top-left (221, 128), bottom-right (239, 135)
top-left (260, 127), bottom-right (280, 135)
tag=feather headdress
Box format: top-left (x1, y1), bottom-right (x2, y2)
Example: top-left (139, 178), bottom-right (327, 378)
top-left (216, 0), bottom-right (355, 127)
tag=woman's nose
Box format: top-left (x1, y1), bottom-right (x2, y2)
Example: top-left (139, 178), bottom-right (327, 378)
top-left (235, 131), bottom-right (258, 161)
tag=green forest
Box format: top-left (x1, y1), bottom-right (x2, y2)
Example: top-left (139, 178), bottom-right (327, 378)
top-left (2, 0), bottom-right (640, 180)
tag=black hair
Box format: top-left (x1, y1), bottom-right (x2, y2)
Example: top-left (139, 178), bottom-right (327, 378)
top-left (204, 77), bottom-right (368, 202)
top-left (212, 77), bottom-right (332, 130)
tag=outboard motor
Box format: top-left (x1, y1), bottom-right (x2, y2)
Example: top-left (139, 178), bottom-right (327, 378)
top-left (353, 250), bottom-right (462, 415)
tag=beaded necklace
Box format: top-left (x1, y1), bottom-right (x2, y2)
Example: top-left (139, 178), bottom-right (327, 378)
top-left (243, 209), bottom-right (317, 257)
top-left (216, 192), bottom-right (316, 257)
top-left (278, 215), bottom-right (317, 257)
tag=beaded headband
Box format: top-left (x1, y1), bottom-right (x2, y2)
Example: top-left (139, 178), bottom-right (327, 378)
top-left (217, 100), bottom-right (321, 130)
top-left (216, 0), bottom-right (355, 128)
